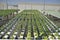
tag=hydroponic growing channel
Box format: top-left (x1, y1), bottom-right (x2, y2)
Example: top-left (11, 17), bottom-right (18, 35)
top-left (0, 10), bottom-right (60, 40)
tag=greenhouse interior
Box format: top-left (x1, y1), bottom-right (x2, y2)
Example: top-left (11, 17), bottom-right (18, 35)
top-left (0, 0), bottom-right (60, 40)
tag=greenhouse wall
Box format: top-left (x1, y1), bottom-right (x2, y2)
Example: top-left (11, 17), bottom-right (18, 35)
top-left (18, 3), bottom-right (60, 11)
top-left (0, 3), bottom-right (7, 10)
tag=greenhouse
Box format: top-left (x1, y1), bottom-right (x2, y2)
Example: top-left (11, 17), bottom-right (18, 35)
top-left (0, 0), bottom-right (60, 40)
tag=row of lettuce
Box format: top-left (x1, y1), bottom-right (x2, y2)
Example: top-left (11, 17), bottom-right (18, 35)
top-left (0, 10), bottom-right (60, 40)
top-left (0, 9), bottom-right (19, 16)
